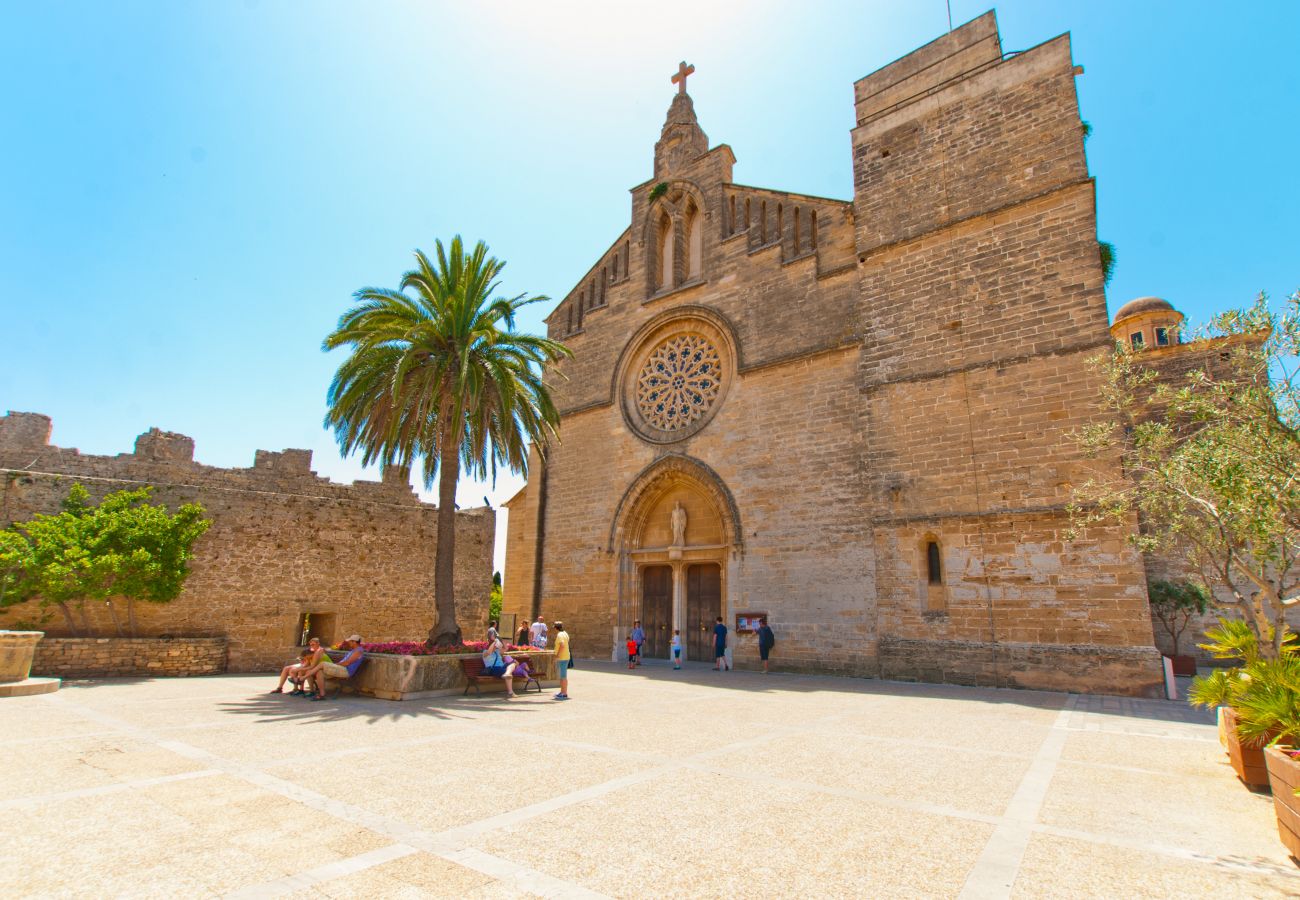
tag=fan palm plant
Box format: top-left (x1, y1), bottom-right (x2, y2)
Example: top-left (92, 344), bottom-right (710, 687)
top-left (323, 237), bottom-right (570, 645)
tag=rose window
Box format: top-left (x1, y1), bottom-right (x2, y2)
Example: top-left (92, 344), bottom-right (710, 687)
top-left (635, 334), bottom-right (722, 432)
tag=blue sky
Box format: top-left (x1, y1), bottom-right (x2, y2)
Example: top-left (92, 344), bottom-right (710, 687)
top-left (2, 1), bottom-right (1296, 576)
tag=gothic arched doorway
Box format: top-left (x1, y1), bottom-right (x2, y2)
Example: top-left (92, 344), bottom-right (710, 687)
top-left (609, 455), bottom-right (742, 662)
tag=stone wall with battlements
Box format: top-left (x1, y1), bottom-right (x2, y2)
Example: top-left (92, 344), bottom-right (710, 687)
top-left (0, 412), bottom-right (494, 673)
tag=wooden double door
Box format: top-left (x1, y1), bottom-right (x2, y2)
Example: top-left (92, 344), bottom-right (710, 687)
top-left (640, 563), bottom-right (721, 661)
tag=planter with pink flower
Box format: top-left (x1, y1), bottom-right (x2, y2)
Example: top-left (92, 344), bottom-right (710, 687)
top-left (344, 640), bottom-right (556, 701)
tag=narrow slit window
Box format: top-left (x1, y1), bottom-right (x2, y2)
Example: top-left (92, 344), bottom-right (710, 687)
top-left (926, 541), bottom-right (942, 585)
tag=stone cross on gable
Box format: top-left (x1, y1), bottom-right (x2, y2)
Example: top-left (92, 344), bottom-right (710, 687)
top-left (671, 61), bottom-right (695, 95)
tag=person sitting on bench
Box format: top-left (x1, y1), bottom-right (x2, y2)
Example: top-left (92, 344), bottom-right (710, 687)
top-left (305, 635), bottom-right (365, 701)
top-left (481, 636), bottom-right (519, 698)
top-left (271, 637), bottom-right (323, 694)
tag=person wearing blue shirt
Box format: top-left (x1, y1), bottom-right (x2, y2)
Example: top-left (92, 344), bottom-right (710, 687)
top-left (630, 620), bottom-right (646, 666)
top-left (307, 635), bottom-right (365, 701)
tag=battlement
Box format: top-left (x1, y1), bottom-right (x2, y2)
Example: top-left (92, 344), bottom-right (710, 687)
top-left (0, 411), bottom-right (450, 508)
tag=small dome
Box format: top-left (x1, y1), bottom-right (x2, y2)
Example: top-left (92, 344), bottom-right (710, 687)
top-left (1113, 296), bottom-right (1175, 322)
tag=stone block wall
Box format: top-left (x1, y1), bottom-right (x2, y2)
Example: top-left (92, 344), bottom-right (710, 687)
top-left (33, 637), bottom-right (228, 678)
top-left (878, 637), bottom-right (1165, 698)
top-left (0, 412), bottom-right (495, 672)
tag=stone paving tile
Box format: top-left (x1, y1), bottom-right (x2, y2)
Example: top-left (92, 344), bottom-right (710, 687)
top-left (3, 774), bottom-right (389, 898)
top-left (1040, 745), bottom-right (1291, 867)
top-left (317, 850), bottom-right (540, 900)
top-left (264, 733), bottom-right (649, 833)
top-left (1057, 729), bottom-right (1228, 777)
top-left (4, 734), bottom-right (208, 797)
top-left (704, 730), bottom-right (1031, 817)
top-left (474, 767), bottom-right (994, 899)
top-left (1011, 832), bottom-right (1299, 898)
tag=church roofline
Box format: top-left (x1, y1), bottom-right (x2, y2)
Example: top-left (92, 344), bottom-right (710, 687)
top-left (542, 226), bottom-right (633, 325)
top-left (724, 182), bottom-right (851, 207)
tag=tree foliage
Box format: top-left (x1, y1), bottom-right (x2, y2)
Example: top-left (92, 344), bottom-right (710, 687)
top-left (1147, 578), bottom-right (1211, 656)
top-left (0, 483), bottom-right (211, 636)
top-left (322, 237), bottom-right (570, 646)
top-left (1071, 290), bottom-right (1300, 658)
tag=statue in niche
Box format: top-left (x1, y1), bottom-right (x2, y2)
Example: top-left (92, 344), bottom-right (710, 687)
top-left (670, 500), bottom-right (687, 547)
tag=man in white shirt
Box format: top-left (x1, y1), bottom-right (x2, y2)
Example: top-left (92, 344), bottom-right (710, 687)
top-left (529, 616), bottom-right (548, 649)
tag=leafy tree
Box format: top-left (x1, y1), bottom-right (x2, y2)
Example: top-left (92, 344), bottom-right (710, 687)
top-left (1147, 578), bottom-right (1211, 656)
top-left (0, 483), bottom-right (210, 636)
top-left (323, 237), bottom-right (570, 646)
top-left (489, 571), bottom-right (503, 623)
top-left (1072, 291), bottom-right (1300, 658)
top-left (0, 528), bottom-right (33, 612)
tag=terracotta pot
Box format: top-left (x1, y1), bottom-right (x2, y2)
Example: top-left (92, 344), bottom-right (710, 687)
top-left (1166, 654), bottom-right (1197, 676)
top-left (1264, 746), bottom-right (1300, 863)
top-left (1224, 706), bottom-right (1275, 790)
top-left (0, 631), bottom-right (44, 683)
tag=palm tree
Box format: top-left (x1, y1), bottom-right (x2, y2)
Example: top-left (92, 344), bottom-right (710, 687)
top-left (323, 237), bottom-right (570, 646)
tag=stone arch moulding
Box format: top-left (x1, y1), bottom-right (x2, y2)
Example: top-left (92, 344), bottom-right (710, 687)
top-left (611, 304), bottom-right (739, 444)
top-left (607, 453), bottom-right (744, 555)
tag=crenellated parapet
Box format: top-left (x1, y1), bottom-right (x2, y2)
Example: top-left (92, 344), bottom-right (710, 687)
top-left (0, 411), bottom-right (453, 507)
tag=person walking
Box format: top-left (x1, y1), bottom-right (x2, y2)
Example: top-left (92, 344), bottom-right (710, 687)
top-left (553, 621), bottom-right (571, 700)
top-left (757, 617), bottom-right (776, 674)
top-left (530, 615), bottom-right (548, 649)
top-left (713, 617), bottom-right (730, 671)
top-left (670, 630), bottom-right (682, 670)
top-left (630, 620), bottom-right (646, 666)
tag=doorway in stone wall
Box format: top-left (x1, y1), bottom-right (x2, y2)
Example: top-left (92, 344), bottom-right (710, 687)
top-left (641, 565), bottom-right (672, 659)
top-left (686, 563), bottom-right (721, 661)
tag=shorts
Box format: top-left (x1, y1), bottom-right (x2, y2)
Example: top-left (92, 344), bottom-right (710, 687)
top-left (321, 661), bottom-right (349, 678)
top-left (759, 646), bottom-right (771, 661)
top-left (558, 660), bottom-right (570, 678)
top-left (483, 664), bottom-right (507, 677)
top-left (715, 644), bottom-right (726, 658)
top-left (672, 648), bottom-right (681, 659)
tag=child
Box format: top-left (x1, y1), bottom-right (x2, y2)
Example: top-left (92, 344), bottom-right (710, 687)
top-left (626, 634), bottom-right (638, 669)
top-left (671, 630), bottom-right (682, 669)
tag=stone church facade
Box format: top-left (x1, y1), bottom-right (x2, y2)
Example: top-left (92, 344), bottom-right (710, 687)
top-left (504, 12), bottom-right (1168, 696)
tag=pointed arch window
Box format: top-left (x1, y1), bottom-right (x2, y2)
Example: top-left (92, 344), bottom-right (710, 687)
top-left (685, 205), bottom-right (702, 280)
top-left (657, 212), bottom-right (674, 292)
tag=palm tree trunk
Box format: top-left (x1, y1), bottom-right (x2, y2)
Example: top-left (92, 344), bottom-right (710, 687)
top-left (127, 597), bottom-right (138, 637)
top-left (427, 440), bottom-right (463, 647)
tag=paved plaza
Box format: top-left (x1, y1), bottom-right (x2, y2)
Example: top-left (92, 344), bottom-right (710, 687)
top-left (4, 663), bottom-right (1298, 898)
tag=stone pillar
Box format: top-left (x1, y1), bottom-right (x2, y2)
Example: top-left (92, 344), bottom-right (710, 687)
top-left (671, 564), bottom-right (684, 635)
top-left (0, 631), bottom-right (60, 697)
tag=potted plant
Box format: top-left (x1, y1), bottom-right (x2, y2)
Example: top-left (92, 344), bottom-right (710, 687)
top-left (1148, 579), bottom-right (1211, 676)
top-left (1265, 745), bottom-right (1300, 861)
top-left (1189, 618), bottom-right (1281, 790)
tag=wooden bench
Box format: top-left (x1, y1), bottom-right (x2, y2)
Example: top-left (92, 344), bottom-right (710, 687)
top-left (461, 657), bottom-right (542, 695)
